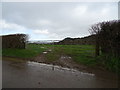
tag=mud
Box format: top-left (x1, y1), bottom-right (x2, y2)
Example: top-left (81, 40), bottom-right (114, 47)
top-left (32, 53), bottom-right (115, 79)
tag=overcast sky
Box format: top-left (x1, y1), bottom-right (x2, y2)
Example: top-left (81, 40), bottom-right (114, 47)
top-left (1, 2), bottom-right (118, 40)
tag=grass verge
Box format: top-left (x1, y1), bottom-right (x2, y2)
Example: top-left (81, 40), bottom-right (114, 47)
top-left (2, 44), bottom-right (47, 58)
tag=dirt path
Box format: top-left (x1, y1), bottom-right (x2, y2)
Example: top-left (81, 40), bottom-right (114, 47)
top-left (31, 49), bottom-right (87, 71)
top-left (29, 49), bottom-right (119, 81)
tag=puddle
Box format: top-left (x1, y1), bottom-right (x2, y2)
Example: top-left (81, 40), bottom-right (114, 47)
top-left (27, 61), bottom-right (95, 76)
top-left (60, 56), bottom-right (72, 59)
top-left (43, 52), bottom-right (48, 54)
top-left (48, 49), bottom-right (52, 52)
top-left (3, 59), bottom-right (118, 88)
top-left (41, 47), bottom-right (45, 48)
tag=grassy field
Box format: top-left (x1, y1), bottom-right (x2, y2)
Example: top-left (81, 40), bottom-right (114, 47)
top-left (2, 44), bottom-right (96, 66)
top-left (45, 45), bottom-right (96, 66)
top-left (2, 44), bottom-right (119, 73)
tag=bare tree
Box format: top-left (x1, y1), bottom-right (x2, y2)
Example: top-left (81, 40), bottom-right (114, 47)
top-left (89, 20), bottom-right (120, 57)
top-left (89, 23), bottom-right (101, 56)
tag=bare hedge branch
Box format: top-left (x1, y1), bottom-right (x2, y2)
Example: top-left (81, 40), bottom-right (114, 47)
top-left (89, 20), bottom-right (120, 57)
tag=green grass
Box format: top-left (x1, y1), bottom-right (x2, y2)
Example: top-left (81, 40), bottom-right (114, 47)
top-left (2, 44), bottom-right (96, 66)
top-left (2, 44), bottom-right (47, 58)
top-left (2, 44), bottom-right (119, 73)
top-left (96, 54), bottom-right (120, 74)
top-left (45, 45), bottom-right (96, 66)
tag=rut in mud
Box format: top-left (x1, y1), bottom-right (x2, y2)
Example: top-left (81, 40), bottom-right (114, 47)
top-left (30, 48), bottom-right (87, 71)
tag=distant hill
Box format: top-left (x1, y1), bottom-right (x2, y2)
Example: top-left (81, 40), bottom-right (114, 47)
top-left (28, 40), bottom-right (60, 44)
top-left (54, 35), bottom-right (96, 45)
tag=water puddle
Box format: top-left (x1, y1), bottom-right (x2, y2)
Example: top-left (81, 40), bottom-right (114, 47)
top-left (60, 56), bottom-right (72, 59)
top-left (3, 59), bottom-right (118, 88)
top-left (48, 49), bottom-right (52, 52)
top-left (41, 47), bottom-right (45, 48)
top-left (27, 61), bottom-right (95, 76)
top-left (43, 52), bottom-right (48, 54)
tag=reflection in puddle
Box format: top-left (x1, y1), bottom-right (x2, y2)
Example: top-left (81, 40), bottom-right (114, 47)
top-left (60, 56), bottom-right (72, 59)
top-left (27, 61), bottom-right (95, 76)
top-left (43, 52), bottom-right (48, 54)
top-left (3, 60), bottom-right (118, 88)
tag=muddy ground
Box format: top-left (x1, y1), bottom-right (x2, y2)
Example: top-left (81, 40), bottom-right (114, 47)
top-left (24, 49), bottom-right (118, 81)
top-left (2, 48), bottom-right (119, 81)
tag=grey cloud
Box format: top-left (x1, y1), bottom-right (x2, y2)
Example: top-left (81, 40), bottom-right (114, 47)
top-left (2, 2), bottom-right (118, 40)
